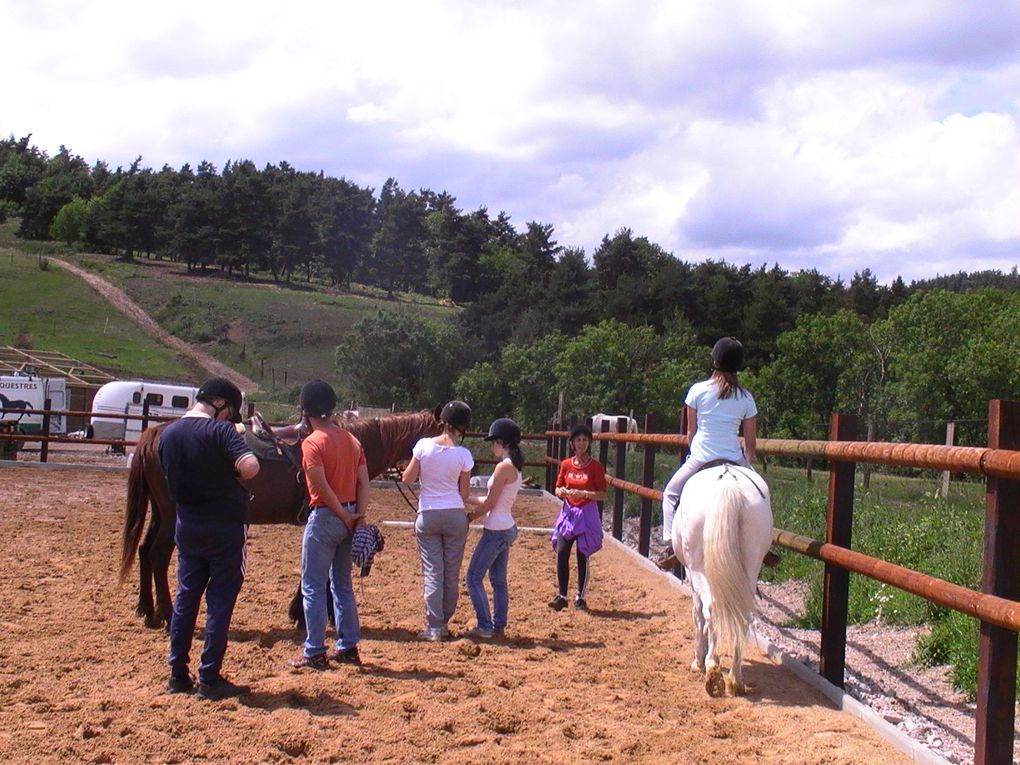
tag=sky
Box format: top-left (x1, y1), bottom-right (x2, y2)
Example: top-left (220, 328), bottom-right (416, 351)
top-left (3, 0), bottom-right (1020, 284)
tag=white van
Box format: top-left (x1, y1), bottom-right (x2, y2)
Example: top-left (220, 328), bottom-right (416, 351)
top-left (0, 375), bottom-right (68, 434)
top-left (90, 380), bottom-right (199, 442)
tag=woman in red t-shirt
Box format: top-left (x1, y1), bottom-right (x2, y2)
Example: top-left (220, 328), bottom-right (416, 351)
top-left (550, 424), bottom-right (607, 611)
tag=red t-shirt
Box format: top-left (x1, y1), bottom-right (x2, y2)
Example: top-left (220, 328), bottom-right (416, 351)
top-left (301, 427), bottom-right (367, 507)
top-left (555, 457), bottom-right (607, 507)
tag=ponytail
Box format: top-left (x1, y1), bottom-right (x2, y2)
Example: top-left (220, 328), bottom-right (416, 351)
top-left (507, 443), bottom-right (524, 472)
top-left (712, 369), bottom-right (747, 400)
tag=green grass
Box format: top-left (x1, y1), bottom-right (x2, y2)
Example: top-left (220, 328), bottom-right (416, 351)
top-left (0, 247), bottom-right (201, 381)
top-left (64, 252), bottom-right (458, 409)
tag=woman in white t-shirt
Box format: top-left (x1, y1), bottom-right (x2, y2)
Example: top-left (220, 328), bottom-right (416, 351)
top-left (402, 400), bottom-right (475, 641)
top-left (656, 337), bottom-right (758, 568)
top-left (464, 418), bottom-right (524, 639)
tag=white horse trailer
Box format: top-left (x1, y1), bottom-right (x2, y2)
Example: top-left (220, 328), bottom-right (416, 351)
top-left (0, 375), bottom-right (68, 434)
top-left (90, 381), bottom-right (199, 443)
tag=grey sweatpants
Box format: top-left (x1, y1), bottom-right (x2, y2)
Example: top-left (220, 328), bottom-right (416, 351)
top-left (414, 508), bottom-right (469, 629)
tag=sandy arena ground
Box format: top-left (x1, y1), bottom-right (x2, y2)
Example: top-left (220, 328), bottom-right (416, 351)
top-left (0, 465), bottom-right (916, 764)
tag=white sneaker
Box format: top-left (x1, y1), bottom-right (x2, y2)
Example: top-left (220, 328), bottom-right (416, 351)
top-left (418, 627), bottom-right (445, 642)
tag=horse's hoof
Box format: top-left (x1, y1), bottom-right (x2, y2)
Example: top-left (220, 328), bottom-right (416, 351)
top-left (705, 667), bottom-right (726, 698)
top-left (726, 678), bottom-right (746, 696)
top-left (690, 660), bottom-right (705, 673)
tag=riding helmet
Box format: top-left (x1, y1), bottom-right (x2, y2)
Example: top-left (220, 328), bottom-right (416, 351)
top-left (711, 337), bottom-right (744, 373)
top-left (196, 377), bottom-right (244, 422)
top-left (484, 417), bottom-right (521, 446)
top-left (440, 400), bottom-right (472, 430)
top-left (300, 379), bottom-right (337, 418)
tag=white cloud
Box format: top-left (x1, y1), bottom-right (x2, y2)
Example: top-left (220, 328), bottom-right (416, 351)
top-left (2, 0), bottom-right (1019, 282)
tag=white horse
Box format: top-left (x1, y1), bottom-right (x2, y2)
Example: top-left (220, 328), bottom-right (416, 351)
top-left (591, 413), bottom-right (639, 435)
top-left (671, 464), bottom-right (772, 697)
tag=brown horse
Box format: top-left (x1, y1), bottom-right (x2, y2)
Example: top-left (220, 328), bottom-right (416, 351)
top-left (120, 409), bottom-right (443, 628)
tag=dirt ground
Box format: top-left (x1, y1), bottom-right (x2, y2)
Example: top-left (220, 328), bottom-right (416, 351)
top-left (0, 465), bottom-right (917, 765)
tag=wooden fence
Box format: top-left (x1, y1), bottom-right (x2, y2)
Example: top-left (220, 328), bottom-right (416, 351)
top-left (545, 402), bottom-right (1020, 765)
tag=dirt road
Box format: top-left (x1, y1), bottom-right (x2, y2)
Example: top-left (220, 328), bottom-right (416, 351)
top-left (0, 465), bottom-right (915, 764)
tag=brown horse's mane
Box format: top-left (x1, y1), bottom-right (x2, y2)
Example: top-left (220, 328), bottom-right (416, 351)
top-left (340, 409), bottom-right (443, 477)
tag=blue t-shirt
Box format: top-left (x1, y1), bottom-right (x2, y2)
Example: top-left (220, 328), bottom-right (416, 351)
top-left (158, 416), bottom-right (253, 526)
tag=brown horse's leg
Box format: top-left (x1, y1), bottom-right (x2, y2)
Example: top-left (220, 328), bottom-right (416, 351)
top-left (150, 524), bottom-right (176, 630)
top-left (137, 521), bottom-right (158, 627)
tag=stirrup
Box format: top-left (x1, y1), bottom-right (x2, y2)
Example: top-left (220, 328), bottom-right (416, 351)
top-left (655, 552), bottom-right (678, 571)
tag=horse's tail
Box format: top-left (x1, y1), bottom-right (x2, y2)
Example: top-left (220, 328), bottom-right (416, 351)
top-left (120, 428), bottom-right (156, 584)
top-left (702, 474), bottom-right (757, 658)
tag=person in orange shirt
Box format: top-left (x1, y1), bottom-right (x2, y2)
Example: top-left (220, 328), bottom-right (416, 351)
top-left (289, 380), bottom-right (370, 670)
top-left (549, 424), bottom-right (607, 611)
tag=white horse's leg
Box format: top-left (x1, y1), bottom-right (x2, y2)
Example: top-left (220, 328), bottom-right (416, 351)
top-left (690, 588), bottom-right (707, 672)
top-left (726, 635), bottom-right (745, 696)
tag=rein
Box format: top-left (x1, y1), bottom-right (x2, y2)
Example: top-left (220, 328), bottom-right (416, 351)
top-left (715, 463), bottom-right (767, 500)
top-left (394, 480), bottom-right (419, 513)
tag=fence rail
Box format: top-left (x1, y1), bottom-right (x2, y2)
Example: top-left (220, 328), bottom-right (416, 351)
top-left (545, 402), bottom-right (1020, 765)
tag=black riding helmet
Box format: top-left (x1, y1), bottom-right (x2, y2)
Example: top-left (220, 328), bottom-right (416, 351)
top-left (711, 337), bottom-right (744, 373)
top-left (484, 417), bottom-right (521, 446)
top-left (440, 400), bottom-right (472, 431)
top-left (300, 379), bottom-right (337, 418)
top-left (196, 377), bottom-right (243, 423)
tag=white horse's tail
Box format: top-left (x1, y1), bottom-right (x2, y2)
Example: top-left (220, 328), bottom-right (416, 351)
top-left (702, 474), bottom-right (757, 659)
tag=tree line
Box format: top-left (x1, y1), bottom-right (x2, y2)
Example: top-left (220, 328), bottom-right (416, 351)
top-left (3, 133), bottom-right (1019, 444)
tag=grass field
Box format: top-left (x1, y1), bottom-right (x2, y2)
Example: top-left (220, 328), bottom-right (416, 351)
top-left (0, 247), bottom-right (201, 381)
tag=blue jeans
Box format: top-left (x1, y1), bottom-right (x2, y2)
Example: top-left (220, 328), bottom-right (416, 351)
top-left (300, 507), bottom-right (359, 657)
top-left (465, 526), bottom-right (518, 632)
top-left (169, 520), bottom-right (246, 684)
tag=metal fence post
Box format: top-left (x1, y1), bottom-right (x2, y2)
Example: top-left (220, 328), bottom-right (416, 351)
top-left (975, 400), bottom-right (1020, 765)
top-left (40, 397), bottom-right (52, 463)
top-left (613, 416), bottom-right (627, 540)
top-left (820, 412), bottom-right (857, 688)
top-left (142, 399), bottom-right (151, 434)
top-left (597, 419), bottom-right (610, 520)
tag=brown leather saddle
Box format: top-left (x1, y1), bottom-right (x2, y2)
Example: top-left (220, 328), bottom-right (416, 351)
top-left (241, 413), bottom-right (309, 523)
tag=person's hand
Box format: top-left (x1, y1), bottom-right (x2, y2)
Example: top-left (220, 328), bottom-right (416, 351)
top-left (339, 510), bottom-right (363, 532)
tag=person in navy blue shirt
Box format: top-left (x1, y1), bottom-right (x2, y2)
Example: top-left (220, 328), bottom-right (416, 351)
top-left (158, 377), bottom-right (259, 701)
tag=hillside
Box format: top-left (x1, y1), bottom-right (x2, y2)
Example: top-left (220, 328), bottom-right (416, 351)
top-left (0, 246), bottom-right (202, 382)
top-left (2, 234), bottom-right (460, 412)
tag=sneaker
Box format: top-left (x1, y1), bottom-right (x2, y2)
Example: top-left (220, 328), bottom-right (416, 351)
top-left (288, 652), bottom-right (329, 671)
top-left (548, 595), bottom-right (568, 611)
top-left (418, 627), bottom-right (445, 642)
top-left (327, 645), bottom-right (362, 665)
top-left (469, 627), bottom-right (495, 639)
top-left (167, 673), bottom-right (194, 694)
top-left (574, 596), bottom-right (588, 611)
top-left (195, 676), bottom-right (250, 701)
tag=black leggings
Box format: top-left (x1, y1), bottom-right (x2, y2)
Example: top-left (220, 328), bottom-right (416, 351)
top-left (555, 536), bottom-right (589, 598)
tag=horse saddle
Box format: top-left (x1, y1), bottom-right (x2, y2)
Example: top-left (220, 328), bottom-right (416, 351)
top-left (241, 413), bottom-right (301, 464)
top-left (241, 412), bottom-right (310, 524)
